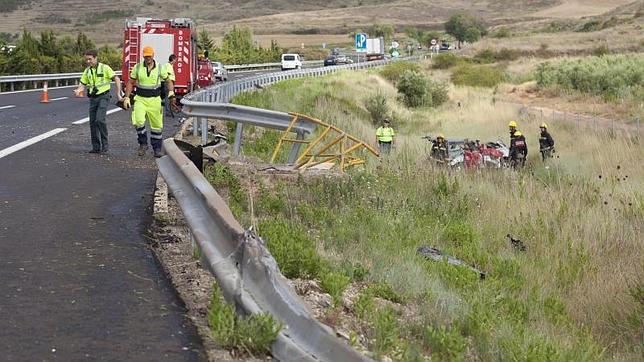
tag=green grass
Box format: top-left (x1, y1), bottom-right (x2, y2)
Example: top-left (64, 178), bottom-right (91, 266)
top-left (451, 63), bottom-right (506, 88)
top-left (212, 65), bottom-right (643, 360)
top-left (535, 53), bottom-right (644, 101)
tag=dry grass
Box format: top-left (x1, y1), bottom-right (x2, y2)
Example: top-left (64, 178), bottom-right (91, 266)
top-left (532, 0), bottom-right (636, 18)
top-left (212, 34), bottom-right (353, 49)
top-left (4, 0), bottom-right (638, 45)
top-left (231, 65), bottom-right (643, 359)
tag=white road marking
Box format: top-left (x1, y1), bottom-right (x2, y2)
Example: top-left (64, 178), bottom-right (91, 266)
top-left (72, 108), bottom-right (122, 125)
top-left (49, 97), bottom-right (68, 102)
top-left (0, 105), bottom-right (16, 110)
top-left (0, 128), bottom-right (67, 159)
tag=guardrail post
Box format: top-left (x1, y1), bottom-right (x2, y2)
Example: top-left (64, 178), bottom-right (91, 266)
top-left (201, 118), bottom-right (208, 145)
top-left (193, 117), bottom-right (199, 137)
top-left (287, 131), bottom-right (305, 164)
top-left (233, 122), bottom-right (244, 155)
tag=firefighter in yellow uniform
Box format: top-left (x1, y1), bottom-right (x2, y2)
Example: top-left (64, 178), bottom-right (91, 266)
top-left (123, 46), bottom-right (175, 157)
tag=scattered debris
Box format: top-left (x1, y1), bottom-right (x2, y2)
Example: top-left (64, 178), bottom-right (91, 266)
top-left (507, 234), bottom-right (527, 252)
top-left (416, 246), bottom-right (486, 279)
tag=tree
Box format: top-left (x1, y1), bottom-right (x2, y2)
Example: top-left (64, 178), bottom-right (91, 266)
top-left (463, 27), bottom-right (481, 43)
top-left (368, 24), bottom-right (395, 43)
top-left (197, 28), bottom-right (214, 54)
top-left (444, 14), bottom-right (486, 48)
top-left (75, 32), bottom-right (94, 55)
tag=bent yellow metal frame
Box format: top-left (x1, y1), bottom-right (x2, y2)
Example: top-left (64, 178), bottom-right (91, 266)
top-left (271, 112), bottom-right (379, 172)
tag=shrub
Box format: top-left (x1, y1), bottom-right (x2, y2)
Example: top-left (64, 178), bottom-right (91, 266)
top-left (364, 90), bottom-right (390, 124)
top-left (535, 54), bottom-right (644, 100)
top-left (432, 52), bottom-right (463, 69)
top-left (426, 79), bottom-right (450, 107)
top-left (492, 28), bottom-right (512, 38)
top-left (353, 291), bottom-right (375, 319)
top-left (208, 286), bottom-right (282, 355)
top-left (578, 20), bottom-right (602, 32)
top-left (474, 48), bottom-right (521, 63)
top-left (320, 270), bottom-right (351, 306)
top-left (451, 63), bottom-right (505, 87)
top-left (379, 61), bottom-right (420, 83)
top-left (593, 44), bottom-right (610, 57)
top-left (423, 324), bottom-right (467, 360)
top-left (397, 70), bottom-right (449, 108)
top-left (397, 70), bottom-right (428, 107)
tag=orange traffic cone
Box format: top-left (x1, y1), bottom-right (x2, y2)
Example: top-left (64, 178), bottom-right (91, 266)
top-left (40, 82), bottom-right (50, 103)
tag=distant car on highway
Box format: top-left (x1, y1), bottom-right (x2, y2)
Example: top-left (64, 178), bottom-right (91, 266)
top-left (281, 53), bottom-right (302, 71)
top-left (212, 61), bottom-right (228, 81)
top-left (323, 54), bottom-right (354, 66)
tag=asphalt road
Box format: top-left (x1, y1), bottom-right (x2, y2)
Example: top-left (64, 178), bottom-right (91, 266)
top-left (0, 87), bottom-right (205, 360)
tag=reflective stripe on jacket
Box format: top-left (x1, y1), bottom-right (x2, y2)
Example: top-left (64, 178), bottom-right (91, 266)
top-left (130, 61), bottom-right (170, 97)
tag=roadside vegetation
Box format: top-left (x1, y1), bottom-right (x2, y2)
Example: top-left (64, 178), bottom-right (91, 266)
top-left (535, 53), bottom-right (644, 101)
top-left (206, 54), bottom-right (643, 360)
top-left (207, 286), bottom-right (282, 356)
top-left (0, 30), bottom-right (119, 77)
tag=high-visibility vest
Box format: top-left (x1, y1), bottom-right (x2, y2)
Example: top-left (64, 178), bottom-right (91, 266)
top-left (130, 61), bottom-right (170, 97)
top-left (376, 126), bottom-right (395, 142)
top-left (163, 63), bottom-right (176, 82)
top-left (80, 63), bottom-right (115, 96)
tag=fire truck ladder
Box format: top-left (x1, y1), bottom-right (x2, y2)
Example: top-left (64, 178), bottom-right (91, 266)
top-left (127, 28), bottom-right (139, 71)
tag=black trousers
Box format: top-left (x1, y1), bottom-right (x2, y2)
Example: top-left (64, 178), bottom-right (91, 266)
top-left (88, 92), bottom-right (110, 151)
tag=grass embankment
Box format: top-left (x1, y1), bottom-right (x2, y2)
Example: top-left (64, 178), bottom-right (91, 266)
top-left (208, 63), bottom-right (642, 360)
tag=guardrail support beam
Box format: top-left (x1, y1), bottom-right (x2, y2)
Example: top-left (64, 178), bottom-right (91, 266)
top-left (233, 122), bottom-right (244, 155)
top-left (201, 118), bottom-right (208, 145)
top-left (287, 131), bottom-right (305, 164)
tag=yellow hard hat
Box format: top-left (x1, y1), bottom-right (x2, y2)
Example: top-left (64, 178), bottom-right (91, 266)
top-left (540, 123), bottom-right (548, 129)
top-left (437, 133), bottom-right (445, 139)
top-left (514, 131), bottom-right (523, 137)
top-left (508, 121), bottom-right (518, 128)
top-left (142, 46), bottom-right (154, 57)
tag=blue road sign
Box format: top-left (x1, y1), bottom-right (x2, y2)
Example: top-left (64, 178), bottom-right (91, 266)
top-left (355, 33), bottom-right (367, 51)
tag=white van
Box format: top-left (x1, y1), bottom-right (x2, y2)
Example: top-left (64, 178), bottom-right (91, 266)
top-left (281, 54), bottom-right (302, 71)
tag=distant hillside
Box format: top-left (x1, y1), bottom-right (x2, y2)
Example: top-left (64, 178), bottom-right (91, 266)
top-left (1, 0), bottom-right (639, 44)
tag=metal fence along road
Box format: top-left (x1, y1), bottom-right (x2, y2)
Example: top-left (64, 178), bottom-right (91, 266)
top-left (0, 60), bottom-right (326, 92)
top-left (159, 57), bottom-right (426, 361)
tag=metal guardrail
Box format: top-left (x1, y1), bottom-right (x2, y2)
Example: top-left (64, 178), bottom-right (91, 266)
top-left (0, 59), bottom-right (326, 90)
top-left (165, 56), bottom-right (424, 361)
top-left (182, 57), bottom-right (423, 156)
top-left (225, 60), bottom-right (324, 72)
top-left (0, 71), bottom-right (124, 92)
top-left (156, 139), bottom-right (369, 362)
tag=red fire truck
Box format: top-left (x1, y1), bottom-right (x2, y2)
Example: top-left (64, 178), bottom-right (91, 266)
top-left (121, 18), bottom-right (213, 96)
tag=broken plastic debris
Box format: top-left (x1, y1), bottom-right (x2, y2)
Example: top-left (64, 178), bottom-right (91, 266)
top-left (417, 246), bottom-right (486, 279)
